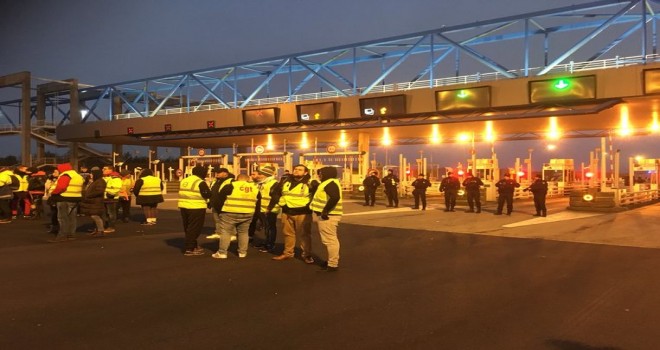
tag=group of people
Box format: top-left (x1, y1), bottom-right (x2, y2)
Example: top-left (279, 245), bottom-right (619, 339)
top-left (362, 169), bottom-right (549, 216)
top-left (0, 165), bottom-right (50, 223)
top-left (178, 164), bottom-right (342, 272)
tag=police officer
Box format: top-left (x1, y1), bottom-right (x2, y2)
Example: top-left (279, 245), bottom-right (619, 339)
top-left (362, 171), bottom-right (380, 206)
top-left (439, 172), bottom-right (460, 212)
top-left (410, 173), bottom-right (431, 210)
top-left (525, 174), bottom-right (548, 217)
top-left (494, 173), bottom-right (520, 215)
top-left (178, 165), bottom-right (212, 256)
top-left (382, 169), bottom-right (400, 207)
top-left (462, 172), bottom-right (484, 213)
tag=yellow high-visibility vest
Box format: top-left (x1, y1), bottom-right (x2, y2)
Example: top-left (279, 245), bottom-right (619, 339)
top-left (104, 176), bottom-right (122, 198)
top-left (178, 175), bottom-right (207, 209)
top-left (221, 180), bottom-right (258, 214)
top-left (58, 170), bottom-right (84, 198)
top-left (310, 179), bottom-right (343, 215)
top-left (139, 176), bottom-right (161, 196)
top-left (279, 181), bottom-right (311, 208)
top-left (258, 178), bottom-right (280, 214)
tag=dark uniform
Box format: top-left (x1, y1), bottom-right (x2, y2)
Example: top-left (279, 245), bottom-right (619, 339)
top-left (362, 172), bottom-right (381, 206)
top-left (382, 170), bottom-right (399, 207)
top-left (494, 174), bottom-right (520, 215)
top-left (439, 172), bottom-right (460, 212)
top-left (525, 175), bottom-right (548, 217)
top-left (462, 173), bottom-right (484, 213)
top-left (411, 174), bottom-right (432, 210)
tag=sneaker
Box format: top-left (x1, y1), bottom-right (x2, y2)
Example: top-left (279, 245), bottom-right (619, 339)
top-left (258, 245), bottom-right (273, 253)
top-left (184, 248), bottom-right (205, 256)
top-left (319, 264), bottom-right (339, 272)
top-left (211, 252), bottom-right (228, 259)
top-left (103, 228), bottom-right (116, 234)
top-left (206, 233), bottom-right (221, 239)
top-left (238, 253), bottom-right (247, 258)
top-left (303, 256), bottom-right (315, 264)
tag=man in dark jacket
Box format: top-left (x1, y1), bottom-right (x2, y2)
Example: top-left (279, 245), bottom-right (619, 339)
top-left (80, 169), bottom-right (107, 236)
top-left (206, 168), bottom-right (233, 239)
top-left (311, 166), bottom-right (342, 271)
top-left (272, 164), bottom-right (315, 263)
top-left (494, 173), bottom-right (521, 215)
top-left (362, 171), bottom-right (380, 206)
top-left (525, 174), bottom-right (549, 217)
top-left (439, 172), bottom-right (461, 212)
top-left (411, 173), bottom-right (431, 210)
top-left (462, 172), bottom-right (485, 213)
top-left (382, 169), bottom-right (399, 207)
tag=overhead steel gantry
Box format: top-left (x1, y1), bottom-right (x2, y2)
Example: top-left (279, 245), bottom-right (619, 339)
top-left (2, 0), bottom-right (660, 161)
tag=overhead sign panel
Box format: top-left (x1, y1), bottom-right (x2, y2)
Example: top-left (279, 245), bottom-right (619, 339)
top-left (296, 102), bottom-right (338, 122)
top-left (242, 107), bottom-right (280, 126)
top-left (359, 94), bottom-right (406, 118)
top-left (643, 68), bottom-right (660, 94)
top-left (436, 86), bottom-right (491, 111)
top-left (529, 75), bottom-right (596, 103)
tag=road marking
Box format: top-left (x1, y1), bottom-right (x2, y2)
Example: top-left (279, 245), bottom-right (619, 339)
top-left (344, 206), bottom-right (438, 216)
top-left (502, 211), bottom-right (603, 227)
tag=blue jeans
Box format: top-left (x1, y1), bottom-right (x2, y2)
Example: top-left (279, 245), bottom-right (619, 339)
top-left (56, 201), bottom-right (78, 239)
top-left (217, 212), bottom-right (253, 255)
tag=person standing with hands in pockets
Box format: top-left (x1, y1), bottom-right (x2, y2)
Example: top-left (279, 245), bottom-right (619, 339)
top-left (310, 166), bottom-right (342, 272)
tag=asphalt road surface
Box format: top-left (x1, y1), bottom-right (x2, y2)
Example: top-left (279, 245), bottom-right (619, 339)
top-left (2, 198), bottom-right (660, 349)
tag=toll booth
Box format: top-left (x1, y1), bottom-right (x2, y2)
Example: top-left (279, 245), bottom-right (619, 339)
top-left (299, 151), bottom-right (365, 190)
top-left (178, 154), bottom-right (229, 179)
top-left (629, 158), bottom-right (659, 191)
top-left (543, 159), bottom-right (575, 193)
top-left (234, 151), bottom-right (293, 178)
top-left (467, 158), bottom-right (499, 201)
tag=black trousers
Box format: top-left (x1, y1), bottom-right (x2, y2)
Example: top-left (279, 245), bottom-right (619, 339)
top-left (466, 190), bottom-right (481, 211)
top-left (413, 191), bottom-right (426, 209)
top-left (117, 197), bottom-right (131, 221)
top-left (0, 199), bottom-right (11, 220)
top-left (180, 208), bottom-right (206, 251)
top-left (496, 193), bottom-right (514, 214)
top-left (364, 189), bottom-right (376, 205)
top-left (444, 191), bottom-right (457, 210)
top-left (533, 194), bottom-right (547, 214)
top-left (385, 188), bottom-right (398, 206)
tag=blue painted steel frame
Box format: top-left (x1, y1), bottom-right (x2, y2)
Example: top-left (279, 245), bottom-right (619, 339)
top-left (2, 0), bottom-right (660, 127)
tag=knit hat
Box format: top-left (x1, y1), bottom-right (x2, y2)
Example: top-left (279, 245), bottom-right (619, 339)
top-left (257, 165), bottom-right (276, 177)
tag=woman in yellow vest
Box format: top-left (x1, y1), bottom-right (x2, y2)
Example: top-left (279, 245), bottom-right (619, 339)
top-left (310, 166), bottom-right (343, 272)
top-left (117, 170), bottom-right (135, 223)
top-left (134, 169), bottom-right (163, 225)
top-left (178, 165), bottom-right (212, 256)
top-left (210, 174), bottom-right (258, 259)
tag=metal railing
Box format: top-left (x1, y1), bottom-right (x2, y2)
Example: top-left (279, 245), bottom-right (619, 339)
top-left (620, 189), bottom-right (660, 206)
top-left (114, 54), bottom-right (660, 120)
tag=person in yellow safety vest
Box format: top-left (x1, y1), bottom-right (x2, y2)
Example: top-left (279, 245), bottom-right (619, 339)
top-left (210, 173), bottom-right (259, 259)
top-left (117, 170), bottom-right (135, 223)
top-left (48, 163), bottom-right (83, 243)
top-left (178, 165), bottom-right (212, 256)
top-left (310, 166), bottom-right (343, 272)
top-left (206, 168), bottom-right (234, 239)
top-left (249, 165), bottom-right (282, 253)
top-left (101, 166), bottom-right (123, 233)
top-left (272, 164), bottom-right (316, 264)
top-left (134, 169), bottom-right (164, 225)
top-left (11, 165), bottom-right (32, 219)
top-left (0, 166), bottom-right (16, 223)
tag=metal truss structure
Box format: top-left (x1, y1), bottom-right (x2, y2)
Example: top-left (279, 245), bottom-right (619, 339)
top-left (1, 0), bottom-right (660, 152)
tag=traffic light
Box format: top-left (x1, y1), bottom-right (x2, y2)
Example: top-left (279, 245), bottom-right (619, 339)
top-left (529, 75), bottom-right (596, 103)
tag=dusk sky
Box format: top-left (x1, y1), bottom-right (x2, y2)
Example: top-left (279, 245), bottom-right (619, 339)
top-left (1, 0), bottom-right (658, 171)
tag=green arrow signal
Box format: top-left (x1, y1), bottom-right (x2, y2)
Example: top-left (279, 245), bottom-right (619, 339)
top-left (456, 90), bottom-right (469, 98)
top-left (553, 79), bottom-right (570, 90)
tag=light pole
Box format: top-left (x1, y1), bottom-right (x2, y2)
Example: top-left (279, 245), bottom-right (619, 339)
top-left (112, 152), bottom-right (119, 168)
top-left (527, 148), bottom-right (533, 180)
